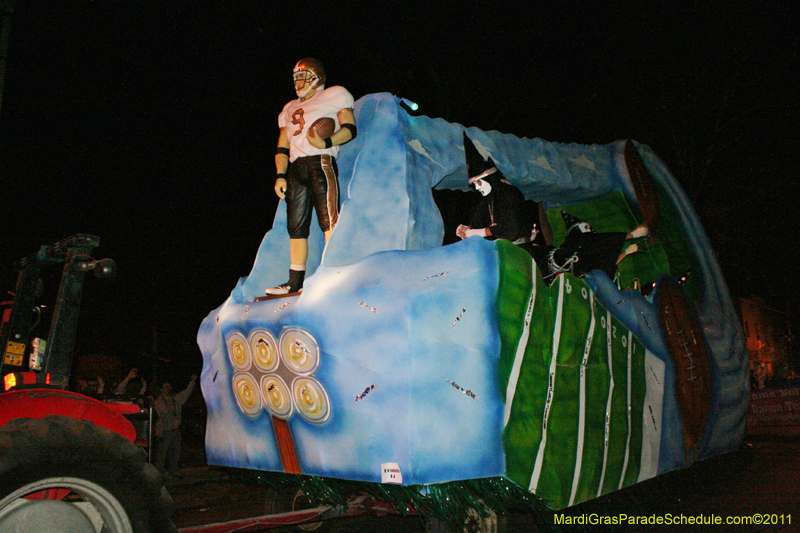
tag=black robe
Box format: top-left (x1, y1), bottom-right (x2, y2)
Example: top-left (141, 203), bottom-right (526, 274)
top-left (466, 177), bottom-right (555, 277)
top-left (467, 179), bottom-right (530, 243)
top-left (550, 230), bottom-right (628, 280)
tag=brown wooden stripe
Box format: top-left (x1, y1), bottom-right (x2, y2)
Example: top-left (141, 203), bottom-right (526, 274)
top-left (272, 416), bottom-right (302, 474)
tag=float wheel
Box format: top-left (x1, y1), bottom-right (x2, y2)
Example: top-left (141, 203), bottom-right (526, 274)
top-left (264, 486), bottom-right (333, 533)
top-left (425, 501), bottom-right (508, 533)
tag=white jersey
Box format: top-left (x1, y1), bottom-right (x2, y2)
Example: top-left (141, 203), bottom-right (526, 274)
top-left (278, 86), bottom-right (354, 162)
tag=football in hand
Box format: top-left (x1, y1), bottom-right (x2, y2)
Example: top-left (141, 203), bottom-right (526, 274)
top-left (310, 117), bottom-right (335, 139)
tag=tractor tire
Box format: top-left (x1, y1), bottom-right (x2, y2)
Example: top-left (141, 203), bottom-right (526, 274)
top-left (0, 415), bottom-right (176, 533)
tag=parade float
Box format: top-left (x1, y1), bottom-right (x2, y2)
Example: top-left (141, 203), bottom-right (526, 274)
top-left (197, 92), bottom-right (749, 520)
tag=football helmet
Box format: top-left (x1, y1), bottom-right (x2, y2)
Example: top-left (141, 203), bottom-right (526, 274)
top-left (293, 58), bottom-right (326, 98)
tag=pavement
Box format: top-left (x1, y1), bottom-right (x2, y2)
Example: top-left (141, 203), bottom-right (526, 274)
top-left (167, 427), bottom-right (800, 532)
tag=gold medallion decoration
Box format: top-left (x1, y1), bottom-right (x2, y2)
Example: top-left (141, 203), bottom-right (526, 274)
top-left (232, 372), bottom-right (261, 418)
top-left (261, 374), bottom-right (293, 419)
top-left (292, 376), bottom-right (331, 424)
top-left (250, 329), bottom-right (279, 372)
top-left (226, 332), bottom-right (252, 372)
top-left (279, 327), bottom-right (320, 376)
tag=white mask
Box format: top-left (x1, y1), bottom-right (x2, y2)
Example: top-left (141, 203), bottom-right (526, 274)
top-left (472, 179), bottom-right (492, 197)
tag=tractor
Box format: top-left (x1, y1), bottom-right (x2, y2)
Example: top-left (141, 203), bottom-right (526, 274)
top-left (0, 234), bottom-right (175, 533)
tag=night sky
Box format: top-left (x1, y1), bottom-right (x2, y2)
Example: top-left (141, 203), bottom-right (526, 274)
top-left (1, 2), bottom-right (797, 381)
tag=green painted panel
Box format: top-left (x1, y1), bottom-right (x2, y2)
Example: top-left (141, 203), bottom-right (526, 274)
top-left (534, 276), bottom-right (594, 505)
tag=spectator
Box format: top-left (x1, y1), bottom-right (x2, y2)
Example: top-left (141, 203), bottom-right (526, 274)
top-left (76, 376), bottom-right (105, 395)
top-left (153, 374), bottom-right (197, 481)
top-left (114, 367), bottom-right (147, 395)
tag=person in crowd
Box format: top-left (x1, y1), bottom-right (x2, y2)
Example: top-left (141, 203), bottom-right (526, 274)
top-left (114, 367), bottom-right (147, 395)
top-left (153, 374), bottom-right (197, 481)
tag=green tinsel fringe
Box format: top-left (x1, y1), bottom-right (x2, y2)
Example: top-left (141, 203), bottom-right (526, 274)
top-left (233, 469), bottom-right (671, 532)
top-left (236, 471), bottom-right (617, 532)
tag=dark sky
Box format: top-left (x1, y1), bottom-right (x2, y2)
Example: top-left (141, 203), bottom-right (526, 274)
top-left (1, 2), bottom-right (798, 378)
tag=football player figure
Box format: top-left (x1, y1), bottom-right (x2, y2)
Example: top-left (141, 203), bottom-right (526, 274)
top-left (266, 58), bottom-right (357, 295)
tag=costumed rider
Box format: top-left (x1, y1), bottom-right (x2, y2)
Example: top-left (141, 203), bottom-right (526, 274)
top-left (266, 58), bottom-right (357, 295)
top-left (545, 211), bottom-right (649, 286)
top-left (456, 132), bottom-right (550, 261)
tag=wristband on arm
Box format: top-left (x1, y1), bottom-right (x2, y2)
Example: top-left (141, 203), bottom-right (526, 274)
top-left (341, 123), bottom-right (357, 139)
